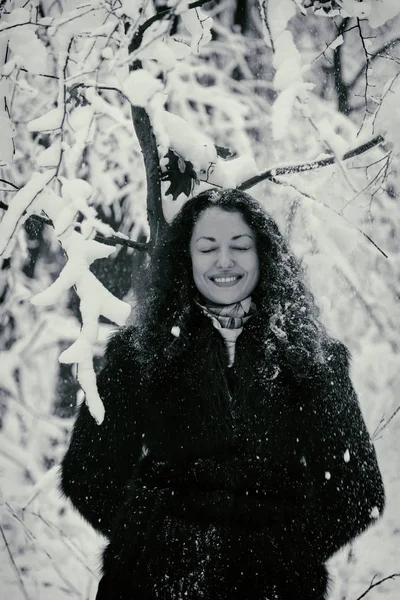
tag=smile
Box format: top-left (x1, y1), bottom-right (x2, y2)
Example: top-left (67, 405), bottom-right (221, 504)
top-left (210, 275), bottom-right (243, 287)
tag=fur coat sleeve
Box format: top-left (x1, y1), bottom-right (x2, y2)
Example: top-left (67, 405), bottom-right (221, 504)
top-left (60, 329), bottom-right (143, 537)
top-left (287, 341), bottom-right (385, 561)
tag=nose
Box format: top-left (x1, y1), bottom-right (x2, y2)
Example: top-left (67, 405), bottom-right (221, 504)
top-left (216, 247), bottom-right (234, 269)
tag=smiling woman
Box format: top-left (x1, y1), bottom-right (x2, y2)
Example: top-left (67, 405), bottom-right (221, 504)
top-left (60, 188), bottom-right (385, 600)
top-left (190, 207), bottom-right (260, 305)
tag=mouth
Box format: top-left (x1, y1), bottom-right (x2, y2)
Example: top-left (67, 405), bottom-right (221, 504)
top-left (209, 275), bottom-right (243, 287)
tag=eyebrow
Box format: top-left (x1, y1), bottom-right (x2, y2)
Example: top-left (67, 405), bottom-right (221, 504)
top-left (196, 234), bottom-right (254, 242)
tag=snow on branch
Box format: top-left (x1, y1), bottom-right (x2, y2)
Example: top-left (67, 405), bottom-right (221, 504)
top-left (27, 186), bottom-right (132, 424)
top-left (238, 135), bottom-right (385, 190)
top-left (0, 134), bottom-right (388, 255)
top-left (0, 170), bottom-right (56, 258)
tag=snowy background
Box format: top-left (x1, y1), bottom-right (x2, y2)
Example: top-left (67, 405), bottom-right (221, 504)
top-left (0, 0), bottom-right (400, 598)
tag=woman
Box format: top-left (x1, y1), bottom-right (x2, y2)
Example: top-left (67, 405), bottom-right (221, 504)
top-left (61, 188), bottom-right (385, 600)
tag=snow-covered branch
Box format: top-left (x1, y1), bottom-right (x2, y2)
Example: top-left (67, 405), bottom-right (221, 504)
top-left (238, 135), bottom-right (385, 190)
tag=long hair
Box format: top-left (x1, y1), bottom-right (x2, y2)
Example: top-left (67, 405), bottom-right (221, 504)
top-left (135, 188), bottom-right (330, 378)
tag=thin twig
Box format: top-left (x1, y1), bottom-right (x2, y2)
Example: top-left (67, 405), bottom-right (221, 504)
top-left (0, 523), bottom-right (30, 600)
top-left (355, 573), bottom-right (400, 600)
top-left (0, 178), bottom-right (19, 190)
top-left (348, 37), bottom-right (400, 89)
top-left (372, 405), bottom-right (400, 440)
top-left (238, 135), bottom-right (385, 190)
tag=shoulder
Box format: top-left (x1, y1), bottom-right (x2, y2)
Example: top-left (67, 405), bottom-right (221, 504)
top-left (299, 338), bottom-right (355, 413)
top-left (103, 325), bottom-right (139, 365)
top-left (306, 338), bottom-right (352, 383)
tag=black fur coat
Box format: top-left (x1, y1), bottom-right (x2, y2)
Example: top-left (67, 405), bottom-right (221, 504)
top-left (60, 309), bottom-right (385, 600)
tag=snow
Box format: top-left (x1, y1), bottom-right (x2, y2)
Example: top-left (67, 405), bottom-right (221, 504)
top-left (370, 506), bottom-right (380, 519)
top-left (1, 0), bottom-right (400, 598)
top-left (118, 0), bottom-right (140, 21)
top-left (61, 178), bottom-right (92, 203)
top-left (161, 110), bottom-right (217, 171)
top-left (0, 110), bottom-right (16, 166)
top-left (0, 170), bottom-right (56, 258)
top-left (373, 74), bottom-right (400, 148)
top-left (181, 7), bottom-right (213, 54)
top-left (27, 108), bottom-right (64, 132)
top-left (122, 69), bottom-right (164, 107)
top-left (8, 29), bottom-right (49, 75)
top-left (327, 34), bottom-right (344, 51)
top-left (273, 31), bottom-right (303, 91)
top-left (205, 155), bottom-right (259, 189)
top-left (171, 326), bottom-right (181, 337)
top-left (37, 141), bottom-right (62, 168)
top-left (361, 0), bottom-right (400, 27)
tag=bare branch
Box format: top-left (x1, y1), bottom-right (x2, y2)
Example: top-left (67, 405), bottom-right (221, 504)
top-left (372, 405), bottom-right (400, 440)
top-left (238, 135), bottom-right (385, 190)
top-left (0, 523), bottom-right (30, 600)
top-left (128, 0), bottom-right (210, 54)
top-left (0, 178), bottom-right (19, 190)
top-left (355, 573), bottom-right (400, 600)
top-left (259, 172), bottom-right (388, 258)
top-left (349, 37), bottom-right (400, 90)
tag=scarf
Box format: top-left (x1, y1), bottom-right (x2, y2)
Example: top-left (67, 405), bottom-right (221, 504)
top-left (196, 297), bottom-right (256, 367)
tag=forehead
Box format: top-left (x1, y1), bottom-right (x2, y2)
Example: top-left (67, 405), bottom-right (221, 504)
top-left (192, 207), bottom-right (253, 240)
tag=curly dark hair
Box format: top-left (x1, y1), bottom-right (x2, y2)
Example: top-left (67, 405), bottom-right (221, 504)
top-left (134, 188), bottom-right (330, 377)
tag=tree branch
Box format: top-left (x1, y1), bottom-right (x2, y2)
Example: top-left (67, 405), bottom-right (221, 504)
top-left (0, 523), bottom-right (30, 600)
top-left (0, 178), bottom-right (19, 190)
top-left (372, 405), bottom-right (400, 440)
top-left (333, 18), bottom-right (350, 115)
top-left (238, 135), bottom-right (385, 190)
top-left (0, 136), bottom-right (387, 253)
top-left (128, 0), bottom-right (210, 54)
top-left (130, 104), bottom-right (166, 247)
top-left (0, 200), bottom-right (150, 251)
top-left (126, 1), bottom-right (211, 248)
top-left (348, 37), bottom-right (400, 90)
top-left (355, 573), bottom-right (400, 600)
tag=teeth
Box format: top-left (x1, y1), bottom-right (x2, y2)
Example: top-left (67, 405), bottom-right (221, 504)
top-left (213, 276), bottom-right (239, 283)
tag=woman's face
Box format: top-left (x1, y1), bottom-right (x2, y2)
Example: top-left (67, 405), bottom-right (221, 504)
top-left (190, 207), bottom-right (260, 305)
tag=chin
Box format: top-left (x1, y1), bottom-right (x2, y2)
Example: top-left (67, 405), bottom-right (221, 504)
top-left (208, 290), bottom-right (245, 305)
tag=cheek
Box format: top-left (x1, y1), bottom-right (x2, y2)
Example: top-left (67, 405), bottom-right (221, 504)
top-left (192, 254), bottom-right (209, 280)
top-left (243, 253), bottom-right (259, 276)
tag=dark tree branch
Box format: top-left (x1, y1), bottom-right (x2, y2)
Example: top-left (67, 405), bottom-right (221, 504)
top-left (0, 178), bottom-right (19, 190)
top-left (348, 37), bottom-right (400, 90)
top-left (355, 573), bottom-right (400, 600)
top-left (238, 135), bottom-right (385, 190)
top-left (0, 200), bottom-right (150, 251)
top-left (130, 104), bottom-right (166, 247)
top-left (128, 0), bottom-right (210, 54)
top-left (125, 0), bottom-right (213, 247)
top-left (0, 135), bottom-right (387, 253)
top-left (333, 18), bottom-right (350, 114)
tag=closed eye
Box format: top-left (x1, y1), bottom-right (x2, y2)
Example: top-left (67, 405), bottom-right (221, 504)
top-left (232, 247), bottom-right (251, 251)
top-left (199, 248), bottom-right (217, 253)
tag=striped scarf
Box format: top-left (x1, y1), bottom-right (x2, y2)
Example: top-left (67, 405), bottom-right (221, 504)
top-left (197, 297), bottom-right (256, 367)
